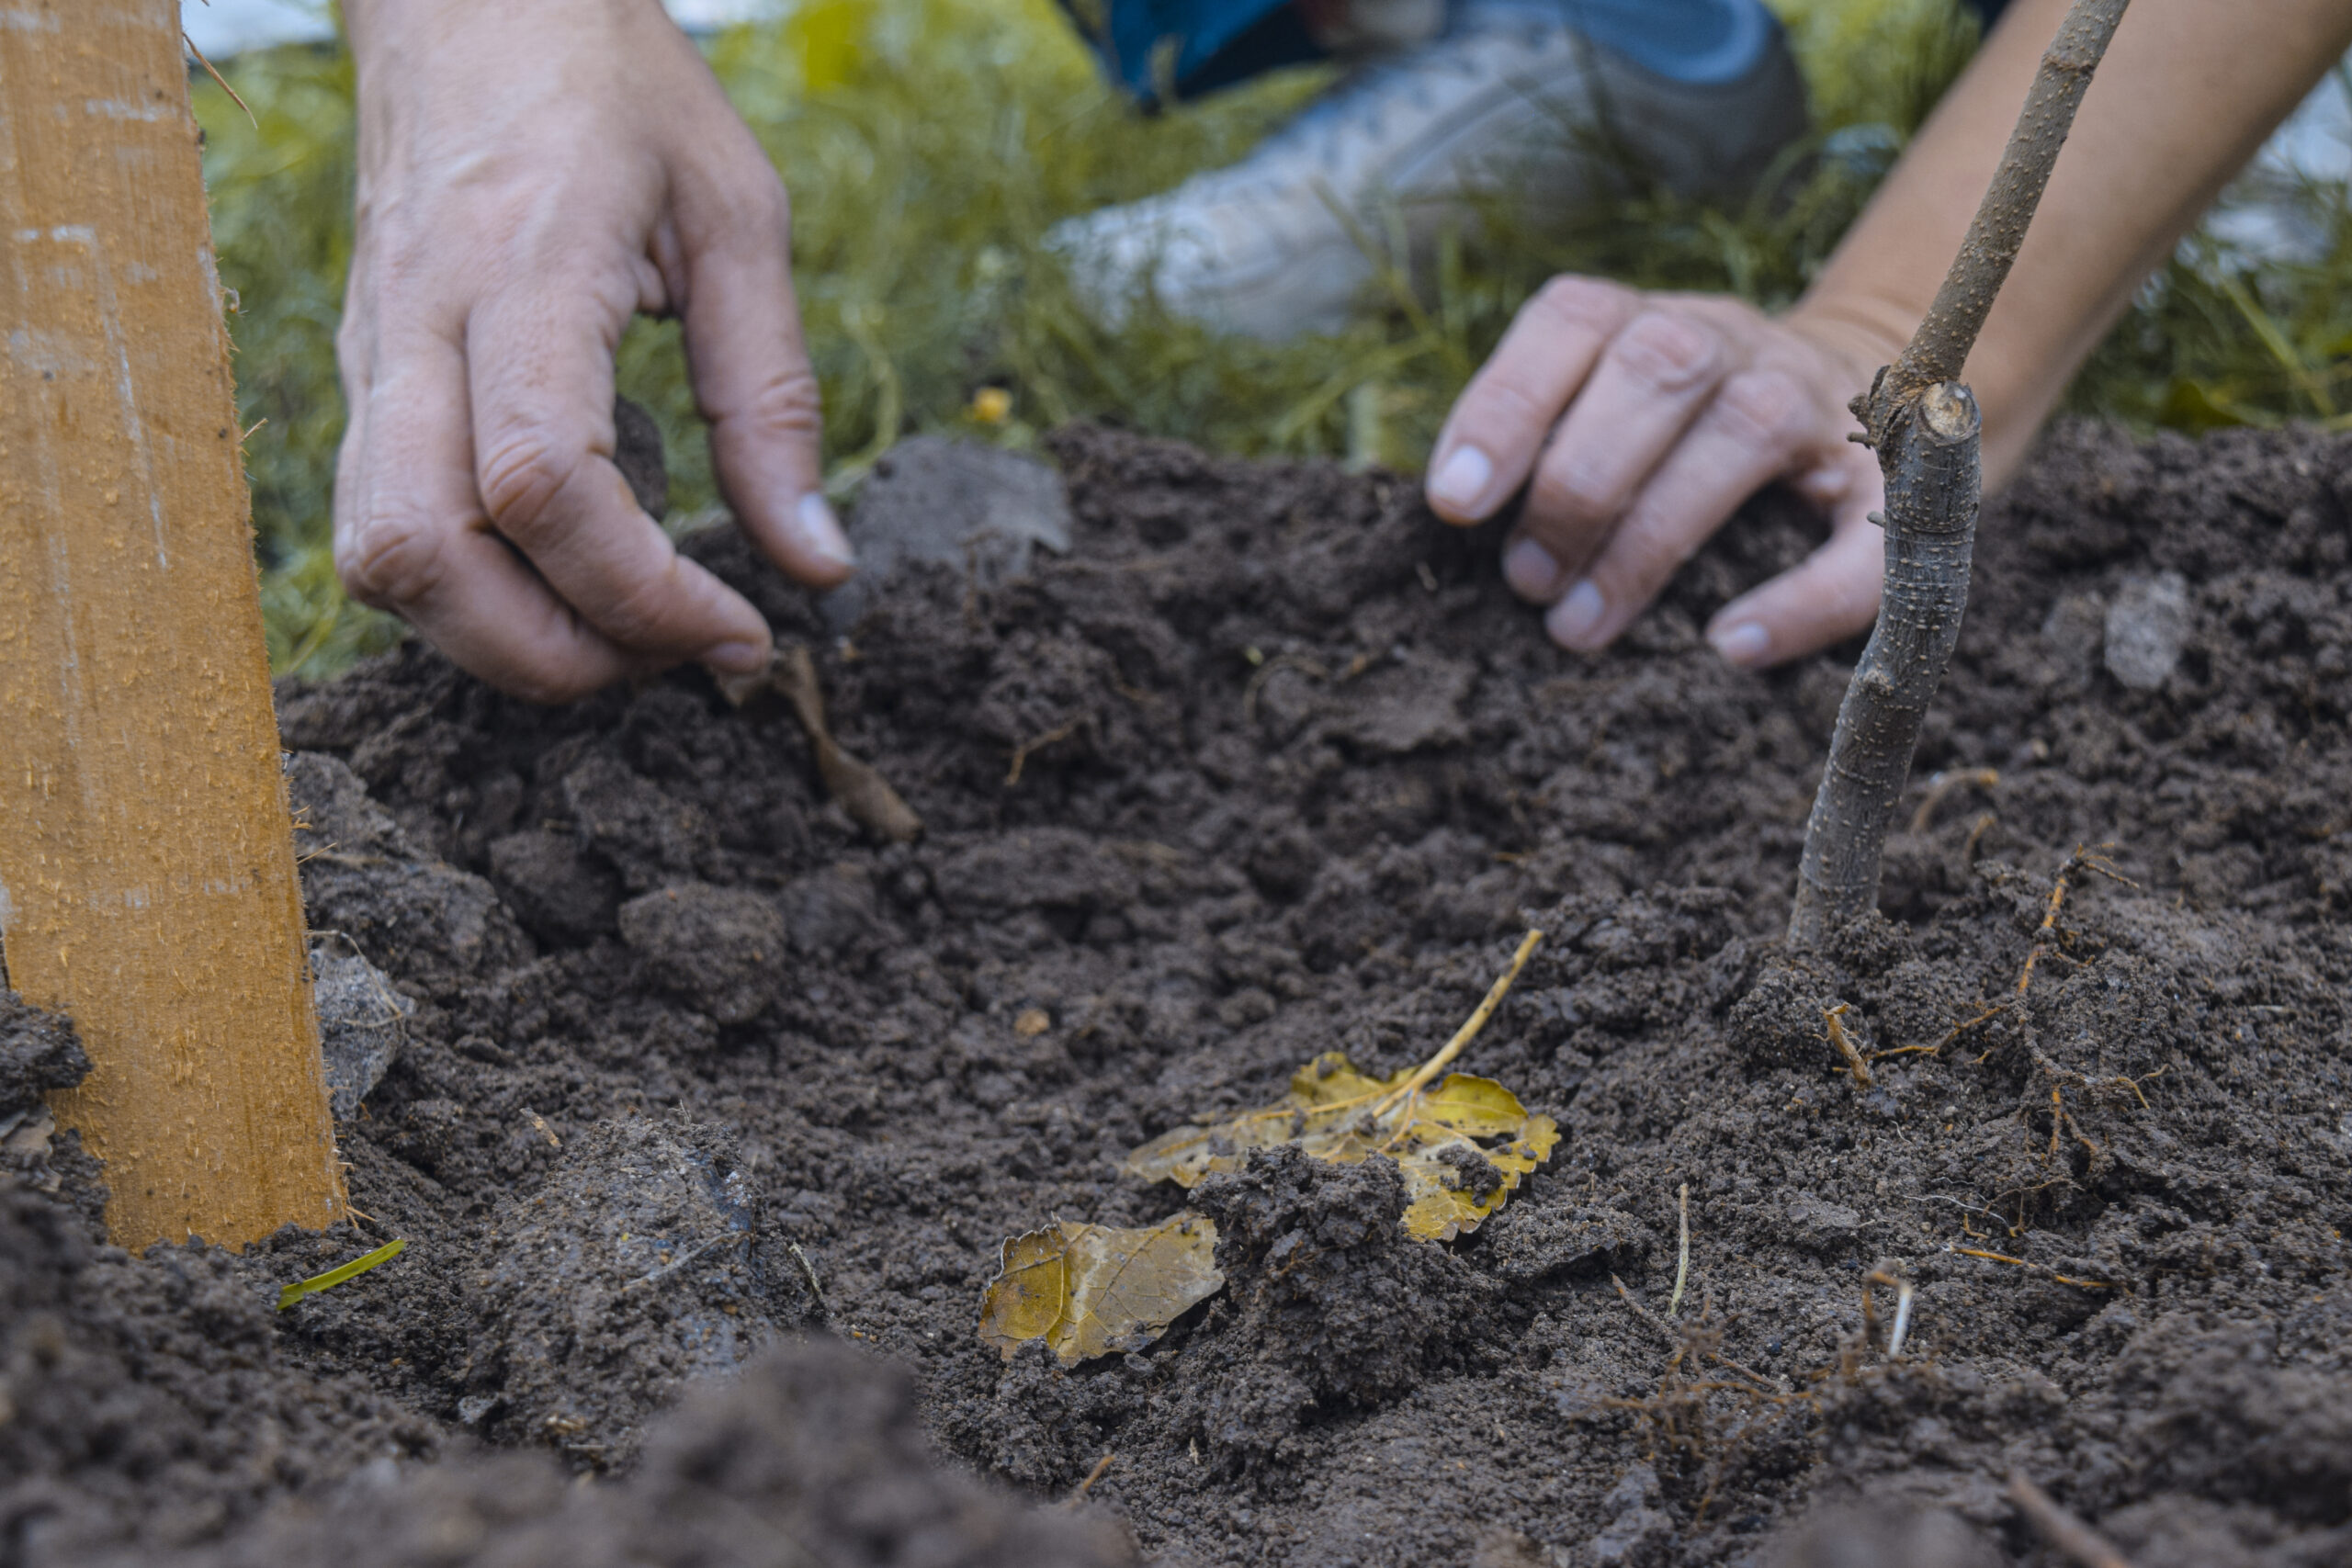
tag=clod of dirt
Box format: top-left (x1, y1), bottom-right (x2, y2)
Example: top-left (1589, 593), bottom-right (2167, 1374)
top-left (487, 829), bottom-right (623, 946)
top-left (311, 944), bottom-right (413, 1119)
top-left (2103, 570), bottom-right (2191, 690)
top-left (614, 395), bottom-right (668, 519)
top-left (0, 988), bottom-right (88, 1119)
top-left (1770, 1504), bottom-right (1999, 1568)
top-left (288, 751), bottom-right (530, 994)
top-left (617, 883), bottom-right (788, 1025)
top-left (455, 1111), bottom-right (808, 1467)
top-left (824, 434), bottom-right (1072, 634)
top-left (1180, 1146), bottom-right (1498, 1465)
top-left (160, 1341), bottom-right (1134, 1568)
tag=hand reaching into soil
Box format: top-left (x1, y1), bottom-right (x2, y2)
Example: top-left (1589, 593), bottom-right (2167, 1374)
top-left (1430, 0), bottom-right (2352, 672)
top-left (1423, 283), bottom-right (1899, 670)
top-left (335, 0), bottom-right (853, 702)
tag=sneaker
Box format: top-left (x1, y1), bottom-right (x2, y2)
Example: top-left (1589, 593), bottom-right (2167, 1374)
top-left (1049, 0), bottom-right (1810, 341)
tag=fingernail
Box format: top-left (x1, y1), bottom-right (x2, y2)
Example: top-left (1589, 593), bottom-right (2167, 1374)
top-left (1710, 619), bottom-right (1771, 666)
top-left (795, 492), bottom-right (855, 572)
top-left (703, 637), bottom-right (772, 676)
top-left (1428, 445), bottom-right (1493, 514)
top-left (1502, 536), bottom-right (1560, 600)
top-left (1547, 579), bottom-right (1606, 648)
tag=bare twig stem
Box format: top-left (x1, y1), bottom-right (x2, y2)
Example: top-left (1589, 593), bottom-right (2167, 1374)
top-left (2007, 1472), bottom-right (2137, 1568)
top-left (1789, 0), bottom-right (2129, 947)
top-left (1889, 0), bottom-right (2132, 399)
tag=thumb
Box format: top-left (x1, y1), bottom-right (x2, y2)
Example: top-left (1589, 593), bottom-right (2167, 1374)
top-left (1704, 480), bottom-right (1886, 669)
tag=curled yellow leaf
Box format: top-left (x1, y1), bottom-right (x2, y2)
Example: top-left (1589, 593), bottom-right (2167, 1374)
top-left (978, 1213), bottom-right (1225, 1365)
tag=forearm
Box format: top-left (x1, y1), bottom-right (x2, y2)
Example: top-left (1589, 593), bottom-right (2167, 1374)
top-left (1792, 0), bottom-right (2352, 483)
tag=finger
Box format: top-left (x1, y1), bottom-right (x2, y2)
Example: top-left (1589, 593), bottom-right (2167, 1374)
top-left (465, 276), bottom-right (776, 673)
top-left (336, 333), bottom-right (640, 703)
top-left (1514, 309), bottom-right (1726, 586)
top-left (1541, 370), bottom-right (1814, 651)
top-left (1704, 470), bottom-right (1887, 669)
top-left (1425, 276), bottom-right (1636, 524)
top-left (669, 141), bottom-right (851, 586)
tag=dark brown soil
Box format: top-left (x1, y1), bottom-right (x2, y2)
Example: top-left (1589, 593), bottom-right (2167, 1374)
top-left (4, 420), bottom-right (2350, 1567)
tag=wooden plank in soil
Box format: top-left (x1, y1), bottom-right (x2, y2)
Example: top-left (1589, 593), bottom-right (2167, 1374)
top-left (0, 0), bottom-right (347, 1247)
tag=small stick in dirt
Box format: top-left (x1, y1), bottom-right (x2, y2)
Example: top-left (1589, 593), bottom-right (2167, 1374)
top-left (1371, 928), bottom-right (1544, 1117)
top-left (1005, 718), bottom-right (1082, 786)
top-left (1886, 1277), bottom-right (1917, 1359)
top-left (1668, 1182), bottom-right (1691, 1318)
top-left (1910, 767), bottom-right (1999, 834)
top-left (2007, 1471), bottom-right (2138, 1568)
top-left (1788, 0), bottom-right (2131, 949)
top-left (787, 1240), bottom-right (834, 1322)
top-left (1863, 1269), bottom-right (1916, 1359)
top-left (1063, 1453), bottom-right (1115, 1508)
top-left (1825, 1005), bottom-right (1875, 1089)
top-left (762, 647), bottom-right (924, 843)
top-left (522, 1107), bottom-right (562, 1149)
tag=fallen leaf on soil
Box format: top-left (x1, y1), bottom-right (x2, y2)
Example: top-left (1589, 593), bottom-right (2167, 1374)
top-left (978, 1213), bottom-right (1224, 1365)
top-left (723, 646), bottom-right (923, 842)
top-left (1125, 930), bottom-right (1554, 1241)
top-left (1126, 1055), bottom-right (1557, 1241)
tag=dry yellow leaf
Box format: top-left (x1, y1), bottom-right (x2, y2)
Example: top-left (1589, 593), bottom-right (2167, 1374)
top-left (978, 1213), bottom-right (1225, 1365)
top-left (1124, 1054), bottom-right (1557, 1241)
top-left (1124, 930), bottom-right (1555, 1241)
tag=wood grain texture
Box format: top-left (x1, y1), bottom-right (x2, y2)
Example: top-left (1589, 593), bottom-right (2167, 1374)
top-left (0, 0), bottom-right (345, 1247)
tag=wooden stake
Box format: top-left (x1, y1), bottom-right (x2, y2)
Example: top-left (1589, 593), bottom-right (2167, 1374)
top-left (0, 0), bottom-right (345, 1247)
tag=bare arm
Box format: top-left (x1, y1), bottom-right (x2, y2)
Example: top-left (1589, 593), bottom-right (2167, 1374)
top-left (1799, 0), bottom-right (2352, 482)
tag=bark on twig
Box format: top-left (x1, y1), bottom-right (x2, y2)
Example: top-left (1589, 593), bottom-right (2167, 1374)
top-left (1789, 0), bottom-right (2128, 948)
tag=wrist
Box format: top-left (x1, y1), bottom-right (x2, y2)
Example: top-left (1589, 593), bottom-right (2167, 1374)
top-left (1783, 291), bottom-right (1919, 385)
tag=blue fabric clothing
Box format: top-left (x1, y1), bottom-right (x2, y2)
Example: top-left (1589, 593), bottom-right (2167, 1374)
top-left (1071, 0), bottom-right (1784, 104)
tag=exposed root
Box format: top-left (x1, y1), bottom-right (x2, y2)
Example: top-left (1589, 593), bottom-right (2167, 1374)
top-left (1004, 718), bottom-right (1081, 786)
top-left (1824, 1005), bottom-right (1874, 1089)
top-left (2018, 845), bottom-right (2137, 994)
top-left (1910, 767), bottom-right (1999, 833)
top-left (1063, 1452), bottom-right (1115, 1508)
top-left (1948, 1244), bottom-right (2113, 1291)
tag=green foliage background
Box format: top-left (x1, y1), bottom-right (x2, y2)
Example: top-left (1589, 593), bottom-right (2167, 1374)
top-left (195, 0), bottom-right (2352, 677)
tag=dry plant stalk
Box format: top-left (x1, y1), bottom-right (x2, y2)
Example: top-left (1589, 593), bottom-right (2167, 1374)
top-left (1790, 0), bottom-right (2131, 947)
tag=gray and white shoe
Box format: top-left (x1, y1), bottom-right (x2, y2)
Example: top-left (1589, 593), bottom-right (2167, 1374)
top-left (1049, 0), bottom-right (1810, 341)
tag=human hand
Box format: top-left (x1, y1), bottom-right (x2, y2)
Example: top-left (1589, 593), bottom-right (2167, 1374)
top-left (335, 0), bottom-right (852, 703)
top-left (1423, 277), bottom-right (1905, 668)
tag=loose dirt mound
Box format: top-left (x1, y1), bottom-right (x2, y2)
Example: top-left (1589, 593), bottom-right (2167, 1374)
top-left (3, 421), bottom-right (2349, 1566)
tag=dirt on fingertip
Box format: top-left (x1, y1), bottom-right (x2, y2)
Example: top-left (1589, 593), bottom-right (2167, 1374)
top-left (3, 419), bottom-right (2350, 1566)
